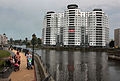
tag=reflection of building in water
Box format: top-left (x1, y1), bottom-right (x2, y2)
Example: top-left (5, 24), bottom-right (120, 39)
top-left (95, 52), bottom-right (108, 81)
top-left (87, 52), bottom-right (96, 81)
top-left (48, 50), bottom-right (56, 78)
top-left (41, 50), bottom-right (109, 81)
top-left (41, 50), bottom-right (50, 72)
top-left (73, 52), bottom-right (89, 81)
top-left (56, 51), bottom-right (69, 81)
top-left (74, 64), bottom-right (88, 81)
top-left (74, 52), bottom-right (81, 81)
top-left (68, 51), bottom-right (74, 81)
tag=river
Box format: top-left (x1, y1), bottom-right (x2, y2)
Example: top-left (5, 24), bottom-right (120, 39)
top-left (36, 49), bottom-right (120, 81)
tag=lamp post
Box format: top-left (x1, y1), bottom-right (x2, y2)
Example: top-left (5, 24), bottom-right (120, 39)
top-left (25, 37), bottom-right (28, 49)
top-left (31, 34), bottom-right (36, 65)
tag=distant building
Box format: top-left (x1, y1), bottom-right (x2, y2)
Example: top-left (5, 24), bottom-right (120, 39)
top-left (114, 28), bottom-right (120, 48)
top-left (89, 9), bottom-right (109, 47)
top-left (42, 4), bottom-right (109, 47)
top-left (0, 33), bottom-right (8, 46)
top-left (56, 13), bottom-right (64, 46)
top-left (42, 11), bottom-right (64, 46)
top-left (63, 4), bottom-right (89, 47)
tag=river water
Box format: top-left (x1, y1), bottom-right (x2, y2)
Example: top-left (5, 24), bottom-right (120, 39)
top-left (36, 49), bottom-right (120, 81)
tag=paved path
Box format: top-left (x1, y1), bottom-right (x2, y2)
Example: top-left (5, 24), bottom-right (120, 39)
top-left (9, 50), bottom-right (35, 81)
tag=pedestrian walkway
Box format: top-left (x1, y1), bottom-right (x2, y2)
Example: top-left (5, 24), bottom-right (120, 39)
top-left (9, 50), bottom-right (35, 81)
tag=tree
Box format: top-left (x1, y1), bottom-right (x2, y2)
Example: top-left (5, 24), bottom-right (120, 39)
top-left (31, 34), bottom-right (37, 46)
top-left (25, 37), bottom-right (28, 48)
top-left (22, 40), bottom-right (26, 45)
top-left (25, 37), bottom-right (28, 43)
top-left (109, 40), bottom-right (114, 48)
top-left (19, 39), bottom-right (22, 45)
top-left (37, 38), bottom-right (42, 46)
top-left (26, 42), bottom-right (30, 46)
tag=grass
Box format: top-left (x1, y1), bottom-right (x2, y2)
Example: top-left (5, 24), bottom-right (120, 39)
top-left (0, 50), bottom-right (11, 58)
top-left (0, 50), bottom-right (10, 71)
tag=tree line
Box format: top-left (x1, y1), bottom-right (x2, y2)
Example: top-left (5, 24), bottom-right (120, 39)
top-left (8, 37), bottom-right (42, 47)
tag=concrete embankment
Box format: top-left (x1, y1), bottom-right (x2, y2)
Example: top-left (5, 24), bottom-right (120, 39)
top-left (108, 55), bottom-right (120, 60)
top-left (107, 48), bottom-right (120, 61)
top-left (34, 54), bottom-right (54, 81)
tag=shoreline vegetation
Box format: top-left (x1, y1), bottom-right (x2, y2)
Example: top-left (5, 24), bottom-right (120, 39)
top-left (26, 45), bottom-right (120, 53)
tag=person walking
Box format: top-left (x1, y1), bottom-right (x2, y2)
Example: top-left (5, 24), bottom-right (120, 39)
top-left (15, 51), bottom-right (21, 65)
top-left (26, 52), bottom-right (32, 68)
top-left (7, 56), bottom-right (14, 67)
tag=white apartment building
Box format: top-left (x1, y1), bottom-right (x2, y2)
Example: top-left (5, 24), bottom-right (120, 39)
top-left (42, 12), bottom-right (64, 46)
top-left (63, 4), bottom-right (90, 46)
top-left (56, 13), bottom-right (64, 46)
top-left (0, 34), bottom-right (8, 46)
top-left (88, 9), bottom-right (109, 47)
top-left (114, 28), bottom-right (120, 48)
top-left (42, 4), bottom-right (109, 47)
top-left (43, 11), bottom-right (57, 46)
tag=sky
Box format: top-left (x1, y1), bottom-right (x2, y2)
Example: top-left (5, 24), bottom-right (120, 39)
top-left (0, 0), bottom-right (120, 40)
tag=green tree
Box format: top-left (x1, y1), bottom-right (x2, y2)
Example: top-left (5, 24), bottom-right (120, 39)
top-left (37, 38), bottom-right (42, 46)
top-left (25, 38), bottom-right (28, 43)
top-left (31, 34), bottom-right (37, 46)
top-left (22, 40), bottom-right (26, 45)
top-left (19, 39), bottom-right (22, 45)
top-left (26, 42), bottom-right (30, 46)
top-left (109, 40), bottom-right (114, 48)
top-left (25, 37), bottom-right (28, 48)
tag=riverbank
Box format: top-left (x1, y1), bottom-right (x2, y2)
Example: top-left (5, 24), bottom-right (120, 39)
top-left (40, 46), bottom-right (120, 53)
top-left (14, 45), bottom-right (120, 53)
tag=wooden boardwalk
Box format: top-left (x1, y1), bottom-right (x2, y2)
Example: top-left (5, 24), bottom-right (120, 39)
top-left (9, 50), bottom-right (35, 81)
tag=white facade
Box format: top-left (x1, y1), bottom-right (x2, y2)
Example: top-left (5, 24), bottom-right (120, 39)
top-left (63, 4), bottom-right (90, 46)
top-left (42, 12), bottom-right (64, 46)
top-left (42, 4), bottom-right (109, 47)
top-left (114, 28), bottom-right (120, 48)
top-left (56, 13), bottom-right (64, 45)
top-left (0, 34), bottom-right (8, 46)
top-left (63, 5), bottom-right (81, 46)
top-left (88, 9), bottom-right (109, 47)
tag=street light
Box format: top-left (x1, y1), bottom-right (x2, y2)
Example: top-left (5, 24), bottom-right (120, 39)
top-left (25, 37), bottom-right (28, 48)
top-left (31, 33), bottom-right (36, 65)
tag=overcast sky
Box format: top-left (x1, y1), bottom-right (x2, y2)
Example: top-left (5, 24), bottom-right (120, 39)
top-left (0, 0), bottom-right (120, 40)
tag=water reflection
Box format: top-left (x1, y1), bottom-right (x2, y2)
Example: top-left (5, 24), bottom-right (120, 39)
top-left (40, 50), bottom-right (110, 81)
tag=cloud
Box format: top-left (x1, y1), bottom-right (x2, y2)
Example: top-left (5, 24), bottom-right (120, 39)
top-left (0, 0), bottom-right (120, 39)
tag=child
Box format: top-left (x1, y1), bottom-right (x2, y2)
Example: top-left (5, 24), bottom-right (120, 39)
top-left (14, 61), bottom-right (19, 71)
